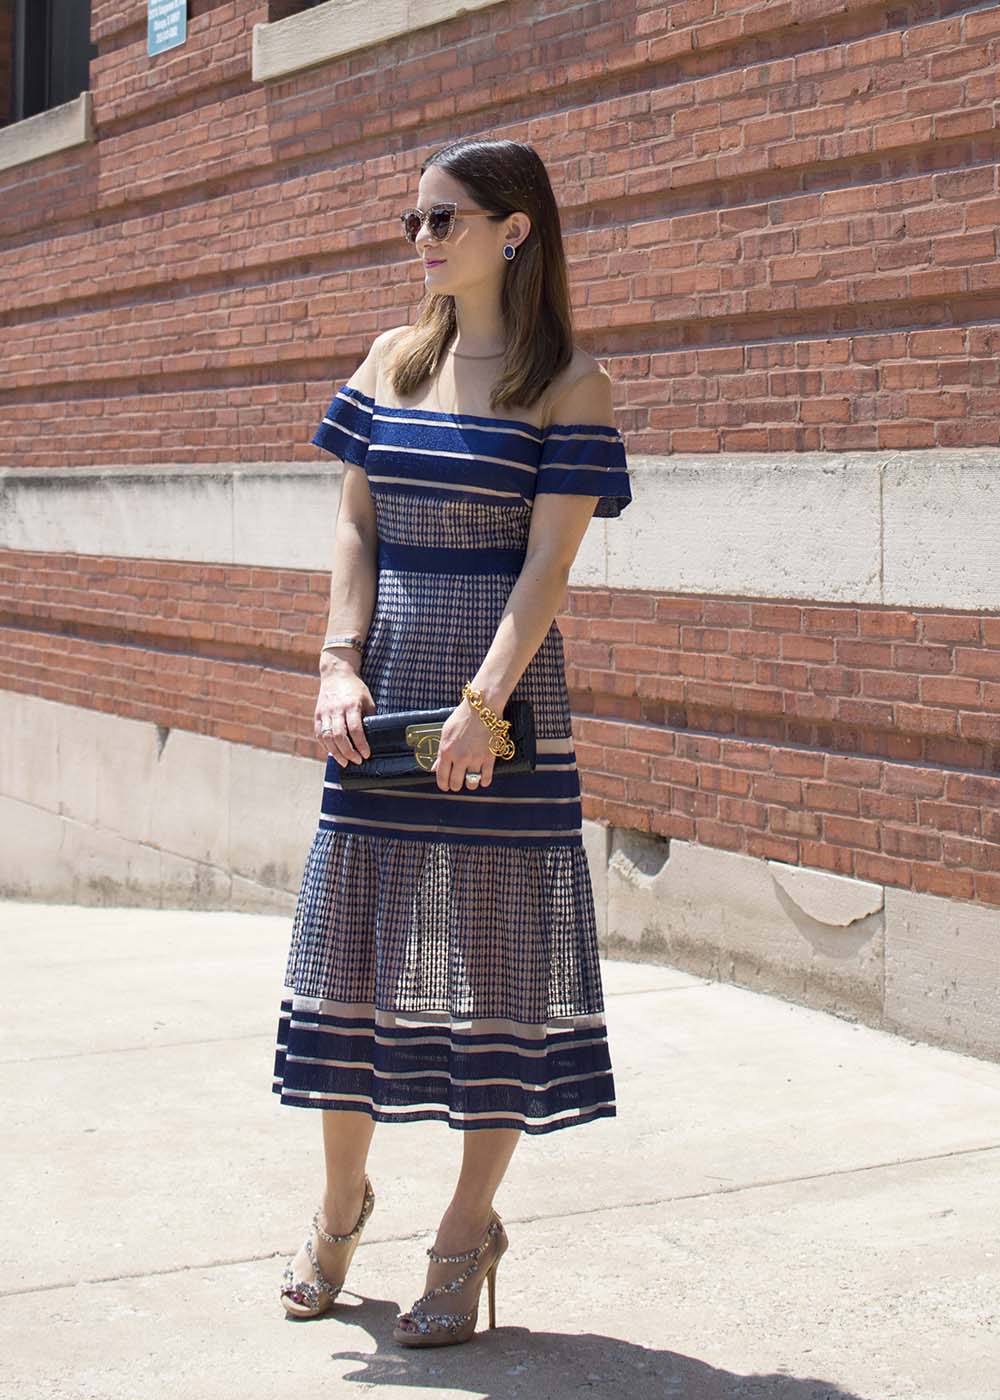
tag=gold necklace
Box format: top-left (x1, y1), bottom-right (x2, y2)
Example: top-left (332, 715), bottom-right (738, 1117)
top-left (446, 346), bottom-right (506, 359)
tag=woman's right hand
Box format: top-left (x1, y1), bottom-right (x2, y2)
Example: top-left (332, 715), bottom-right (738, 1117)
top-left (315, 665), bottom-right (375, 766)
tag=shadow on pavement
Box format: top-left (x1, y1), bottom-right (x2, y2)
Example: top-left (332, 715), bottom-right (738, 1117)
top-left (285, 1295), bottom-right (873, 1400)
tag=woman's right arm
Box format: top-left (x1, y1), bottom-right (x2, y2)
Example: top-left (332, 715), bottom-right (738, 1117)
top-left (315, 459), bottom-right (378, 767)
top-left (313, 334), bottom-right (388, 767)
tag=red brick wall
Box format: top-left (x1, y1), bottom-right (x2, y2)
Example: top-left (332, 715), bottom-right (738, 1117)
top-left (5, 2), bottom-right (1000, 463)
top-left (563, 591), bottom-right (1000, 905)
top-left (2, 549), bottom-right (997, 906)
top-left (2, 0), bottom-right (999, 909)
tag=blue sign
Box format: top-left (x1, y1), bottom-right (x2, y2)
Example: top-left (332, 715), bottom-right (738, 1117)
top-left (148, 0), bottom-right (187, 57)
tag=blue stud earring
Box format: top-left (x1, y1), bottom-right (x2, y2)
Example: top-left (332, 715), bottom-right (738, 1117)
top-left (502, 243), bottom-right (516, 261)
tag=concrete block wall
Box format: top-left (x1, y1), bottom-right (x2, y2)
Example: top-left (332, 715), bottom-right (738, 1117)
top-left (0, 0), bottom-right (998, 1058)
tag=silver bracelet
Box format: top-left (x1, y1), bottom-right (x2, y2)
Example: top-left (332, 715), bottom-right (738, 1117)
top-left (321, 634), bottom-right (365, 654)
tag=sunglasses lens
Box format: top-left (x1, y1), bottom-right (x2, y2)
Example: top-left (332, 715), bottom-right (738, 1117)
top-left (428, 207), bottom-right (454, 240)
top-left (400, 206), bottom-right (456, 242)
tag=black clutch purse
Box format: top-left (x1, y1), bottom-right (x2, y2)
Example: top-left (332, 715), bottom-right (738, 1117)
top-left (336, 699), bottom-right (536, 789)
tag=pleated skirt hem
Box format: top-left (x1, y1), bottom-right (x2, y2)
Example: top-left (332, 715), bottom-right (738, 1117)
top-left (269, 1088), bottom-right (617, 1134)
top-left (271, 991), bottom-right (617, 1136)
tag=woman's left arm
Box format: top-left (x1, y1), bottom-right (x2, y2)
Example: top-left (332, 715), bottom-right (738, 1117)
top-left (431, 368), bottom-right (615, 792)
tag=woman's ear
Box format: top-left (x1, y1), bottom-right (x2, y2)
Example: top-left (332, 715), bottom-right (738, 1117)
top-left (504, 215), bottom-right (531, 248)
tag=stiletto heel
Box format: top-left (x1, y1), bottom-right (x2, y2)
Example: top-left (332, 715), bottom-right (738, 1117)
top-left (279, 1175), bottom-right (375, 1318)
top-left (393, 1209), bottom-right (508, 1347)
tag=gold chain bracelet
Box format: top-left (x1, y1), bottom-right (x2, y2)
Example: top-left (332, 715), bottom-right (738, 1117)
top-left (461, 683), bottom-right (515, 759)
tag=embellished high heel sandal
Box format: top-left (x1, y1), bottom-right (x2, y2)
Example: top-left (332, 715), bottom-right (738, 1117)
top-left (393, 1209), bottom-right (508, 1347)
top-left (280, 1175), bottom-right (375, 1318)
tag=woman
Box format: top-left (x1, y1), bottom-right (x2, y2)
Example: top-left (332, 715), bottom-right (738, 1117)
top-left (272, 137), bottom-right (632, 1346)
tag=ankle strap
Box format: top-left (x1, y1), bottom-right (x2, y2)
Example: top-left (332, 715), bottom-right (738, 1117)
top-left (313, 1176), bottom-right (374, 1246)
top-left (426, 1213), bottom-right (501, 1264)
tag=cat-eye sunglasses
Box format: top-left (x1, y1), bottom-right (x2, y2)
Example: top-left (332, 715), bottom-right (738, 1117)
top-left (399, 201), bottom-right (495, 244)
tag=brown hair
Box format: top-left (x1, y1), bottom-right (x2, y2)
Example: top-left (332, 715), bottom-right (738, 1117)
top-left (384, 138), bottom-right (575, 414)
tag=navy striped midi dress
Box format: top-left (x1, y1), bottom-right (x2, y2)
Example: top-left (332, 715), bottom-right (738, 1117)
top-left (271, 378), bottom-right (632, 1133)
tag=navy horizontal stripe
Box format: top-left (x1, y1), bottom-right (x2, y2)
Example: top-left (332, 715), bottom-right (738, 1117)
top-left (366, 445), bottom-right (535, 501)
top-left (379, 540), bottom-right (526, 574)
top-left (320, 793), bottom-right (582, 827)
top-left (310, 385), bottom-right (374, 468)
top-left (272, 1000), bottom-right (617, 1133)
top-left (270, 1089), bottom-right (616, 1133)
top-left (535, 466), bottom-right (633, 518)
top-left (320, 741), bottom-right (584, 843)
top-left (283, 1030), bottom-right (613, 1088)
top-left (536, 424), bottom-right (632, 518)
top-left (310, 383), bottom-right (632, 520)
top-left (324, 751), bottom-right (580, 800)
top-left (322, 782), bottom-right (582, 807)
top-left (320, 789), bottom-right (583, 830)
top-left (373, 403), bottom-right (544, 439)
top-left (317, 818), bottom-right (583, 849)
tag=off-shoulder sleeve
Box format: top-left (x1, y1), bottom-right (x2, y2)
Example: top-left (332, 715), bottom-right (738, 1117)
top-left (535, 421), bottom-right (633, 518)
top-left (310, 383), bottom-right (375, 468)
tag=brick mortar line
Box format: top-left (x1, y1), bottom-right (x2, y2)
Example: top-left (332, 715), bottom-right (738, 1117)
top-left (0, 611), bottom-right (319, 675)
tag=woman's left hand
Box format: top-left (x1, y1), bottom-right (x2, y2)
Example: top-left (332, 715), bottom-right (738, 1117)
top-left (431, 697), bottom-right (500, 791)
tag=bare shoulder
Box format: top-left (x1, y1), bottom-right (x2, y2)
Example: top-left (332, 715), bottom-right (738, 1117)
top-left (374, 324), bottom-right (411, 360)
top-left (367, 325), bottom-right (411, 402)
top-left (547, 347), bottom-right (605, 396)
top-left (543, 348), bottom-right (614, 429)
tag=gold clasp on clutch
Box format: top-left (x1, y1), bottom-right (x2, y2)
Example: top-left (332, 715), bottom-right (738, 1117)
top-left (405, 721), bottom-right (445, 772)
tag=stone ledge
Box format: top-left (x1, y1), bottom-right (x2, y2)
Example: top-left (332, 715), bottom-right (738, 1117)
top-left (595, 821), bottom-right (1000, 1064)
top-left (252, 0), bottom-right (506, 83)
top-left (0, 92), bottom-right (94, 174)
top-left (4, 451), bottom-right (1000, 606)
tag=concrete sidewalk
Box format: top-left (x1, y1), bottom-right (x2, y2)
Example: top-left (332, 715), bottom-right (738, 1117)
top-left (2, 900), bottom-right (999, 1400)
